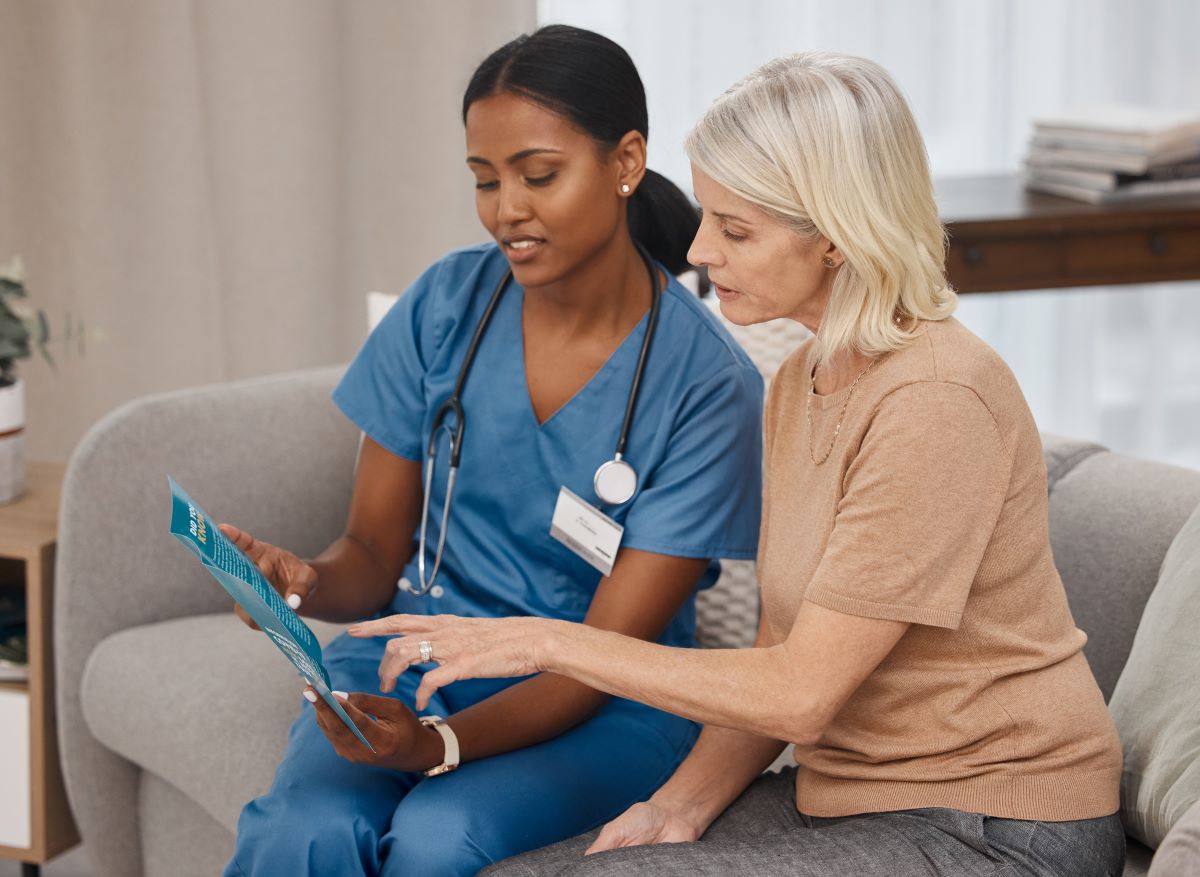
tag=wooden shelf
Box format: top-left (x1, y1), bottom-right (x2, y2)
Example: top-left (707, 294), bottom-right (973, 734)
top-left (937, 174), bottom-right (1200, 294)
top-left (0, 463), bottom-right (64, 558)
top-left (0, 461), bottom-right (78, 868)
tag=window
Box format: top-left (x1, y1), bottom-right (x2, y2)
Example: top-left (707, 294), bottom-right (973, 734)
top-left (540, 0), bottom-right (1200, 467)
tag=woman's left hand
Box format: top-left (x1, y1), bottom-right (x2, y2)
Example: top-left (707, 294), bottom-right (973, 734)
top-left (305, 687), bottom-right (444, 772)
top-left (347, 614), bottom-right (558, 710)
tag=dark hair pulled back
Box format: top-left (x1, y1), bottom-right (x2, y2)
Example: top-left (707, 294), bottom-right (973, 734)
top-left (462, 25), bottom-right (699, 277)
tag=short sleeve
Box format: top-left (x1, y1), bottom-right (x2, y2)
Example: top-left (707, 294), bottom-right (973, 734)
top-left (805, 381), bottom-right (1012, 629)
top-left (621, 363), bottom-right (764, 560)
top-left (331, 262), bottom-right (445, 461)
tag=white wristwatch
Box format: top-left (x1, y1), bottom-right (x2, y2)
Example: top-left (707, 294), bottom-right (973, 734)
top-left (419, 715), bottom-right (460, 777)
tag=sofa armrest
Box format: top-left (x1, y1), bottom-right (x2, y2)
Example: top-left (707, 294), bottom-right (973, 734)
top-left (55, 364), bottom-right (360, 877)
top-left (1150, 798), bottom-right (1200, 876)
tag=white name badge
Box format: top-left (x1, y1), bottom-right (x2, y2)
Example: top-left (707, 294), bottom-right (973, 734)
top-left (549, 487), bottom-right (624, 577)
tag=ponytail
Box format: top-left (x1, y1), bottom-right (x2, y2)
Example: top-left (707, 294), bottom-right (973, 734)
top-left (629, 170), bottom-right (699, 276)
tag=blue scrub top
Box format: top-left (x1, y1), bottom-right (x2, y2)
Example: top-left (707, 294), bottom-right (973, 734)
top-left (333, 243), bottom-right (763, 650)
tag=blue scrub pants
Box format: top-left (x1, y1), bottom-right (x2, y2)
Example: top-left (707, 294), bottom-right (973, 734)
top-left (224, 635), bottom-right (699, 876)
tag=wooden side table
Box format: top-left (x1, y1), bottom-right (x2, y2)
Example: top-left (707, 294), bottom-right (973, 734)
top-left (0, 462), bottom-right (78, 877)
top-left (938, 174), bottom-right (1200, 294)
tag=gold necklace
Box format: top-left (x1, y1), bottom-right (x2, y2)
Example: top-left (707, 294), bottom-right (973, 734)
top-left (805, 356), bottom-right (879, 465)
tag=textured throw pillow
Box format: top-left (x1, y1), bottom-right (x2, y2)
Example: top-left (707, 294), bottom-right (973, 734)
top-left (1109, 498), bottom-right (1200, 848)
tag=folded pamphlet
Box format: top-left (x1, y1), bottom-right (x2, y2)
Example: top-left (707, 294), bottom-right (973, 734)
top-left (167, 477), bottom-right (373, 751)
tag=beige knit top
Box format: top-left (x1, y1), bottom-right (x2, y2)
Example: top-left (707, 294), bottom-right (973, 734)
top-left (759, 316), bottom-right (1121, 821)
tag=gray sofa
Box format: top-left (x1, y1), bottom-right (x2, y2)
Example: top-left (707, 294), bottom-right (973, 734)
top-left (56, 365), bottom-right (1200, 877)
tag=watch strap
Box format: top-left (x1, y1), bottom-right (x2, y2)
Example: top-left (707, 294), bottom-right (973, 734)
top-left (419, 715), bottom-right (460, 776)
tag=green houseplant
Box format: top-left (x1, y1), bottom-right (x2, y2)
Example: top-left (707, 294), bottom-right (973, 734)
top-left (0, 256), bottom-right (52, 504)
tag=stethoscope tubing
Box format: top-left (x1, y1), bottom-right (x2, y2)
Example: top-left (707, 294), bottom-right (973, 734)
top-left (616, 257), bottom-right (661, 459)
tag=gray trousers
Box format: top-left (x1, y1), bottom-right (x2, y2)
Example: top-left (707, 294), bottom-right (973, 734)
top-left (481, 767), bottom-right (1126, 876)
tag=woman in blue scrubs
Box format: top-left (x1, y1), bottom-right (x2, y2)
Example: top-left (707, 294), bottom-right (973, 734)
top-left (219, 25), bottom-right (762, 877)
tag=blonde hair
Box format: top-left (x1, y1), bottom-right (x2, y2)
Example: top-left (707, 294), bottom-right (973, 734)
top-left (685, 52), bottom-right (955, 360)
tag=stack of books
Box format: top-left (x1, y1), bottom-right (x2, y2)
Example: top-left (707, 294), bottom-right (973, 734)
top-left (1024, 105), bottom-right (1200, 204)
top-left (0, 589), bottom-right (27, 683)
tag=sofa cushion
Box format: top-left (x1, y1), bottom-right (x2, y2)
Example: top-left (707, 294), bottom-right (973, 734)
top-left (139, 770), bottom-right (236, 877)
top-left (1046, 450), bottom-right (1200, 700)
top-left (81, 613), bottom-right (345, 833)
top-left (1109, 498), bottom-right (1200, 848)
top-left (1039, 433), bottom-right (1105, 492)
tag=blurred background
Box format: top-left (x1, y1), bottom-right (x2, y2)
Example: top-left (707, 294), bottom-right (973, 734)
top-left (2, 0), bottom-right (1198, 469)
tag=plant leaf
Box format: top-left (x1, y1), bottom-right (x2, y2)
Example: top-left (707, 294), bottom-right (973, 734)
top-left (38, 338), bottom-right (56, 371)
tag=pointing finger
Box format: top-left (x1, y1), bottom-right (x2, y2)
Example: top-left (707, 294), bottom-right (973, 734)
top-left (349, 614), bottom-right (434, 638)
top-left (415, 665), bottom-right (458, 711)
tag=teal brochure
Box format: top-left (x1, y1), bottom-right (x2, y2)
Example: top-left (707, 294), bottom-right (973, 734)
top-left (167, 477), bottom-right (374, 752)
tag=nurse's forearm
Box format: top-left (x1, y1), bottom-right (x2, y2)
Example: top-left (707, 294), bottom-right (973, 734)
top-left (299, 437), bottom-right (421, 624)
top-left (303, 534), bottom-right (406, 623)
top-left (442, 671), bottom-right (608, 764)
top-left (540, 625), bottom-right (820, 745)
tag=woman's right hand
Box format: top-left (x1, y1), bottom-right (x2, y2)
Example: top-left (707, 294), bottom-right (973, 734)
top-left (218, 523), bottom-right (319, 629)
top-left (585, 800), bottom-right (705, 855)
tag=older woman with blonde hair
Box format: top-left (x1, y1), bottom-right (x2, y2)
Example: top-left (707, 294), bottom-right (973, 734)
top-left (348, 52), bottom-right (1125, 876)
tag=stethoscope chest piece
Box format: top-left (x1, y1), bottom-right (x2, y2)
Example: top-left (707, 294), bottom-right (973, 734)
top-left (594, 456), bottom-right (638, 506)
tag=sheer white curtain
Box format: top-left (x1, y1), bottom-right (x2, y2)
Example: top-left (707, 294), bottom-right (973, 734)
top-left (539, 0), bottom-right (1200, 468)
top-left (0, 0), bottom-right (535, 462)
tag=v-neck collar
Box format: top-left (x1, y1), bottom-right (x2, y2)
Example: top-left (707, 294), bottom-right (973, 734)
top-left (515, 285), bottom-right (654, 430)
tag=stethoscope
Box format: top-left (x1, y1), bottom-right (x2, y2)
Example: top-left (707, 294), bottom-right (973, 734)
top-left (398, 242), bottom-right (663, 597)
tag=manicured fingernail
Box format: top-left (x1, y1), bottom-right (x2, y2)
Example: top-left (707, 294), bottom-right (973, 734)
top-left (286, 594), bottom-right (302, 610)
top-left (332, 690), bottom-right (348, 700)
top-left (302, 690), bottom-right (317, 703)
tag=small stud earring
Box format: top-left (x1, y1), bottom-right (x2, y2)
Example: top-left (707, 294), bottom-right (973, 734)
top-left (822, 257), bottom-right (835, 268)
top-left (621, 184), bottom-right (631, 194)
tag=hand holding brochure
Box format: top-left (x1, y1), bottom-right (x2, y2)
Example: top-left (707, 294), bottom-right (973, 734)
top-left (167, 477), bottom-right (374, 751)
